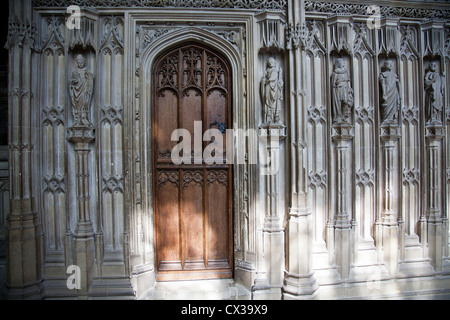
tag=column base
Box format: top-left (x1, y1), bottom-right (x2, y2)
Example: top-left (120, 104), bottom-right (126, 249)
top-left (282, 271), bottom-right (318, 300)
top-left (252, 286), bottom-right (282, 300)
top-left (427, 221), bottom-right (443, 272)
top-left (382, 224), bottom-right (399, 277)
top-left (72, 229), bottom-right (95, 295)
top-left (334, 226), bottom-right (351, 280)
top-left (74, 221), bottom-right (94, 238)
top-left (5, 281), bottom-right (42, 300)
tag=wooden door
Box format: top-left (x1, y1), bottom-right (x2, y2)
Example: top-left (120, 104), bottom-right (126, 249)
top-left (153, 43), bottom-right (233, 281)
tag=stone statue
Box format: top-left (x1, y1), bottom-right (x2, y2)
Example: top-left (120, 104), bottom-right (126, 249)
top-left (260, 57), bottom-right (283, 124)
top-left (424, 62), bottom-right (444, 125)
top-left (331, 58), bottom-right (353, 124)
top-left (379, 60), bottom-right (401, 125)
top-left (69, 54), bottom-right (94, 126)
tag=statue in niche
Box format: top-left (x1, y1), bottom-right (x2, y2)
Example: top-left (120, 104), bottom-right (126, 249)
top-left (424, 62), bottom-right (444, 125)
top-left (331, 58), bottom-right (353, 125)
top-left (260, 57), bottom-right (283, 124)
top-left (379, 60), bottom-right (401, 125)
top-left (69, 54), bottom-right (94, 127)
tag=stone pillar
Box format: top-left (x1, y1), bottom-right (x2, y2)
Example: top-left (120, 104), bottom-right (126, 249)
top-left (380, 125), bottom-right (401, 276)
top-left (425, 125), bottom-right (444, 272)
top-left (420, 20), bottom-right (446, 272)
top-left (331, 125), bottom-right (354, 280)
top-left (5, 0), bottom-right (42, 299)
top-left (253, 124), bottom-right (286, 299)
top-left (282, 0), bottom-right (318, 299)
top-left (67, 126), bottom-right (95, 297)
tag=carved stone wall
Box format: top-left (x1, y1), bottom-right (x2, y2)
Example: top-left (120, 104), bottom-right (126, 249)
top-left (2, 0), bottom-right (450, 299)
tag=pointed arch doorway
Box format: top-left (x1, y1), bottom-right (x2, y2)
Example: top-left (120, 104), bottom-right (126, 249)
top-left (152, 42), bottom-right (233, 281)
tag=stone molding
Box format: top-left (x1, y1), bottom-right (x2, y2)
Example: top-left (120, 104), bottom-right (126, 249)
top-left (32, 0), bottom-right (286, 10)
top-left (31, 0), bottom-right (450, 19)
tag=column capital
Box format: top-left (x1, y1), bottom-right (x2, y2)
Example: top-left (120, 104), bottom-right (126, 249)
top-left (67, 125), bottom-right (95, 144)
top-left (331, 124), bottom-right (354, 142)
top-left (380, 125), bottom-right (401, 140)
top-left (425, 125), bottom-right (445, 139)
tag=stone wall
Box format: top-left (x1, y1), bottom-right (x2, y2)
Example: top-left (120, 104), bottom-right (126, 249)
top-left (2, 0), bottom-right (450, 299)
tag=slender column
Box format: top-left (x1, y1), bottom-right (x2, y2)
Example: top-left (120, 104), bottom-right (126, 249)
top-left (254, 124), bottom-right (286, 299)
top-left (331, 125), bottom-right (353, 280)
top-left (68, 124), bottom-right (95, 297)
top-left (282, 0), bottom-right (318, 299)
top-left (425, 125), bottom-right (444, 271)
top-left (5, 0), bottom-right (42, 299)
top-left (420, 21), bottom-right (446, 272)
top-left (380, 126), bottom-right (400, 276)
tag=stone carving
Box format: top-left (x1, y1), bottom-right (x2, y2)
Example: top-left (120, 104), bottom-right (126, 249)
top-left (445, 28), bottom-right (450, 59)
top-left (100, 16), bottom-right (124, 55)
top-left (286, 21), bottom-right (325, 55)
top-left (356, 169), bottom-right (374, 187)
top-left (424, 62), bottom-right (445, 125)
top-left (41, 16), bottom-right (65, 55)
top-left (286, 22), bottom-right (308, 51)
top-left (141, 28), bottom-right (171, 51)
top-left (378, 26), bottom-right (399, 56)
top-left (330, 23), bottom-right (352, 55)
top-left (400, 26), bottom-right (419, 62)
top-left (42, 105), bottom-right (65, 127)
top-left (309, 171), bottom-right (327, 190)
top-left (69, 54), bottom-right (94, 127)
top-left (259, 19), bottom-right (283, 52)
top-left (31, 0), bottom-right (450, 19)
top-left (210, 29), bottom-right (240, 49)
top-left (101, 105), bottom-right (123, 125)
top-left (403, 168), bottom-right (419, 185)
top-left (379, 60), bottom-right (401, 125)
top-left (353, 23), bottom-right (374, 58)
top-left (304, 1), bottom-right (450, 19)
top-left (308, 105), bottom-right (326, 125)
top-left (43, 176), bottom-right (66, 194)
top-left (32, 0), bottom-right (286, 10)
top-left (331, 58), bottom-right (353, 125)
top-left (102, 175), bottom-right (124, 193)
top-left (5, 17), bottom-right (37, 50)
top-left (260, 57), bottom-right (283, 124)
top-left (355, 106), bottom-right (374, 124)
top-left (68, 16), bottom-right (96, 51)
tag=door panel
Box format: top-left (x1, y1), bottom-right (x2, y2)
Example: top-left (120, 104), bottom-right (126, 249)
top-left (153, 43), bottom-right (232, 281)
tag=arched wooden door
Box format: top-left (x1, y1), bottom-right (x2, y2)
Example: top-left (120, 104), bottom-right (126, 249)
top-left (152, 43), bottom-right (233, 281)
